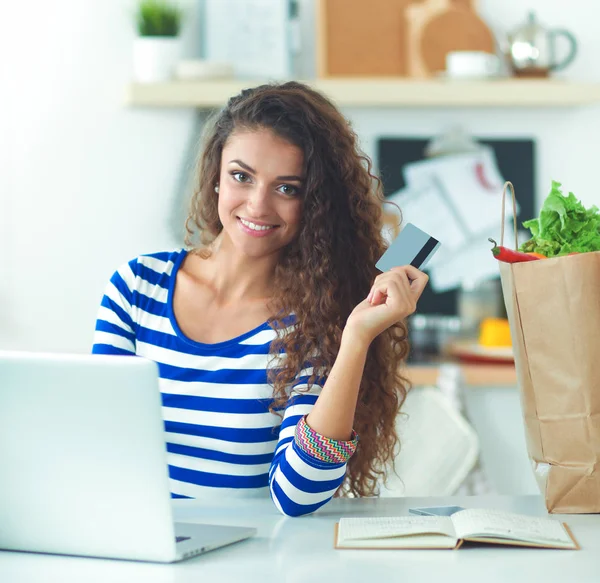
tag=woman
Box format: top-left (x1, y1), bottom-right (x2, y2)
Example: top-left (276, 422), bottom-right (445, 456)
top-left (92, 81), bottom-right (428, 516)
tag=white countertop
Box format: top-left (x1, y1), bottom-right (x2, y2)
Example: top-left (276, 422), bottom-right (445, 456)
top-left (1, 495), bottom-right (599, 583)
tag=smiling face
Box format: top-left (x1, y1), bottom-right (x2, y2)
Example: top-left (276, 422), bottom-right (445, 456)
top-left (217, 128), bottom-right (304, 260)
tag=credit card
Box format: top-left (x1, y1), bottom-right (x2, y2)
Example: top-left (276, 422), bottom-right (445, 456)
top-left (376, 223), bottom-right (441, 272)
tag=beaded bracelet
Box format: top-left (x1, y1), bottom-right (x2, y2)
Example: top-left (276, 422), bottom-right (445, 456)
top-left (294, 415), bottom-right (359, 464)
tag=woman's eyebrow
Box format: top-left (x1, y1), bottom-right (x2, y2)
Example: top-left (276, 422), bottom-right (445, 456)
top-left (276, 173), bottom-right (304, 182)
top-left (229, 159), bottom-right (304, 182)
top-left (229, 159), bottom-right (255, 173)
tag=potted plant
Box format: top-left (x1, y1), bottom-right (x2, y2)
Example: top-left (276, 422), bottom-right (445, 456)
top-left (133, 0), bottom-right (183, 83)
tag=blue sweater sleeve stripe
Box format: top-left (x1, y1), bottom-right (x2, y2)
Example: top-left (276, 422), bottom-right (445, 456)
top-left (169, 466), bottom-right (268, 489)
top-left (137, 325), bottom-right (271, 357)
top-left (158, 362), bottom-right (269, 385)
top-left (161, 393), bottom-right (272, 414)
top-left (275, 452), bottom-right (345, 494)
top-left (99, 294), bottom-right (135, 332)
top-left (94, 319), bottom-right (136, 343)
top-left (135, 262), bottom-right (167, 287)
top-left (266, 375), bottom-right (346, 514)
top-left (92, 344), bottom-right (135, 356)
top-left (164, 420), bottom-right (280, 443)
top-left (110, 269), bottom-right (134, 306)
top-left (279, 414), bottom-right (303, 432)
top-left (166, 442), bottom-right (273, 465)
top-left (270, 481), bottom-right (331, 517)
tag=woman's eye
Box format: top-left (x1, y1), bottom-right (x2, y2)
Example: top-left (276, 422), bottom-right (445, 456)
top-left (232, 171), bottom-right (250, 183)
top-left (278, 184), bottom-right (299, 197)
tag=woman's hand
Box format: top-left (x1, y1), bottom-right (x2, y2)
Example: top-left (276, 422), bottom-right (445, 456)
top-left (345, 265), bottom-right (429, 347)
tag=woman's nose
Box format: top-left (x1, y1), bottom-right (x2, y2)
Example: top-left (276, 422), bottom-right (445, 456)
top-left (247, 185), bottom-right (271, 215)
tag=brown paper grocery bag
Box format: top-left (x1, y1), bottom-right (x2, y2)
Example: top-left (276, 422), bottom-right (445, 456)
top-left (498, 182), bottom-right (600, 514)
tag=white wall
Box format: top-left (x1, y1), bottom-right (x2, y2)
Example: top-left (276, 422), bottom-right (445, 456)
top-left (1, 1), bottom-right (200, 351)
top-left (2, 0), bottom-right (600, 353)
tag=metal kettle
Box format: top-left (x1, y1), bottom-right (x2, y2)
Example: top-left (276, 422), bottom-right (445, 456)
top-left (506, 12), bottom-right (577, 77)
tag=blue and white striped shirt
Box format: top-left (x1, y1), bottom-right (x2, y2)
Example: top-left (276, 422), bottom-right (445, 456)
top-left (92, 249), bottom-right (347, 516)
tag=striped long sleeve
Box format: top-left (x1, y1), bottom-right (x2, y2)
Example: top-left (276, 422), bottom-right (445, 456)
top-left (92, 249), bottom-right (347, 516)
top-left (268, 376), bottom-right (347, 516)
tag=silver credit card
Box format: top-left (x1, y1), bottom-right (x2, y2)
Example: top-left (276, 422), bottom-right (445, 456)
top-left (376, 223), bottom-right (441, 272)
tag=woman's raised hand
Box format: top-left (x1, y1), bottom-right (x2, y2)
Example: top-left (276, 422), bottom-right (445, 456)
top-left (345, 265), bottom-right (429, 346)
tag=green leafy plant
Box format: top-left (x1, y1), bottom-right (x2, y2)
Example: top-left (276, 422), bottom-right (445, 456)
top-left (136, 0), bottom-right (182, 37)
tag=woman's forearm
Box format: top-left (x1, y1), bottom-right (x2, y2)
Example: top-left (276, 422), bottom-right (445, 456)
top-left (305, 331), bottom-right (370, 441)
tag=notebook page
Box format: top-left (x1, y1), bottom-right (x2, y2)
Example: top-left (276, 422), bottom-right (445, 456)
top-left (338, 516), bottom-right (456, 542)
top-left (451, 509), bottom-right (573, 546)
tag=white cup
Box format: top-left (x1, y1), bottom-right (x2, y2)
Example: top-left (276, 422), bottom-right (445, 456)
top-left (445, 51), bottom-right (501, 79)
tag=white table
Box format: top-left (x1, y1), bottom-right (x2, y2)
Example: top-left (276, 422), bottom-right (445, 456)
top-left (1, 495), bottom-right (599, 583)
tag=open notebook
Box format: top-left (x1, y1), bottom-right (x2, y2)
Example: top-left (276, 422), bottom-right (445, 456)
top-left (335, 508), bottom-right (579, 550)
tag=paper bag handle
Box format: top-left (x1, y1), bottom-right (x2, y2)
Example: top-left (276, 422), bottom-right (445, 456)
top-left (501, 181), bottom-right (519, 250)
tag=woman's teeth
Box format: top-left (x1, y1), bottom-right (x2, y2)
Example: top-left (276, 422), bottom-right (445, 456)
top-left (240, 218), bottom-right (276, 231)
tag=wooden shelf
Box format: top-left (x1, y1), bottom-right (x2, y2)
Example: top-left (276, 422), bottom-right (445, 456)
top-left (127, 78), bottom-right (600, 108)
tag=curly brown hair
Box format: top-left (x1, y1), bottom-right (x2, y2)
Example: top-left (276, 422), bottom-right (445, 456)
top-left (185, 81), bottom-right (410, 498)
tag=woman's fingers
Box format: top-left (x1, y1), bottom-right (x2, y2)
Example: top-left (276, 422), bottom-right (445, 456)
top-left (367, 266), bottom-right (429, 306)
top-left (370, 284), bottom-right (395, 306)
top-left (369, 277), bottom-right (410, 307)
top-left (348, 266), bottom-right (431, 342)
top-left (388, 265), bottom-right (429, 297)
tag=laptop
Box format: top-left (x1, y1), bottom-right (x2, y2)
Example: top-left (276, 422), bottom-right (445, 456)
top-left (0, 350), bottom-right (256, 563)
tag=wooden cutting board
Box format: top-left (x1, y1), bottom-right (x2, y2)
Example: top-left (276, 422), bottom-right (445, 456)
top-left (317, 0), bottom-right (493, 78)
top-left (406, 0), bottom-right (495, 76)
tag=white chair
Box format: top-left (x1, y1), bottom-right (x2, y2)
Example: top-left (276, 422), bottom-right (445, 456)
top-left (379, 386), bottom-right (480, 497)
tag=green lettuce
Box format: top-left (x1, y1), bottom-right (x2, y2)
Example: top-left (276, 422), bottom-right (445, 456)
top-left (519, 181), bottom-right (600, 257)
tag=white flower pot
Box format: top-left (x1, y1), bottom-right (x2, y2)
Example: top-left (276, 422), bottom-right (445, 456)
top-left (133, 37), bottom-right (182, 83)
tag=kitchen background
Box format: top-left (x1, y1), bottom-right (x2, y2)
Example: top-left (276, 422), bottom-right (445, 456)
top-left (1, 0), bottom-right (598, 353)
top-left (1, 0), bottom-right (598, 496)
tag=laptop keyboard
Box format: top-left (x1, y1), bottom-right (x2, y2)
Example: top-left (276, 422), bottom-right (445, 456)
top-left (175, 536), bottom-right (191, 543)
